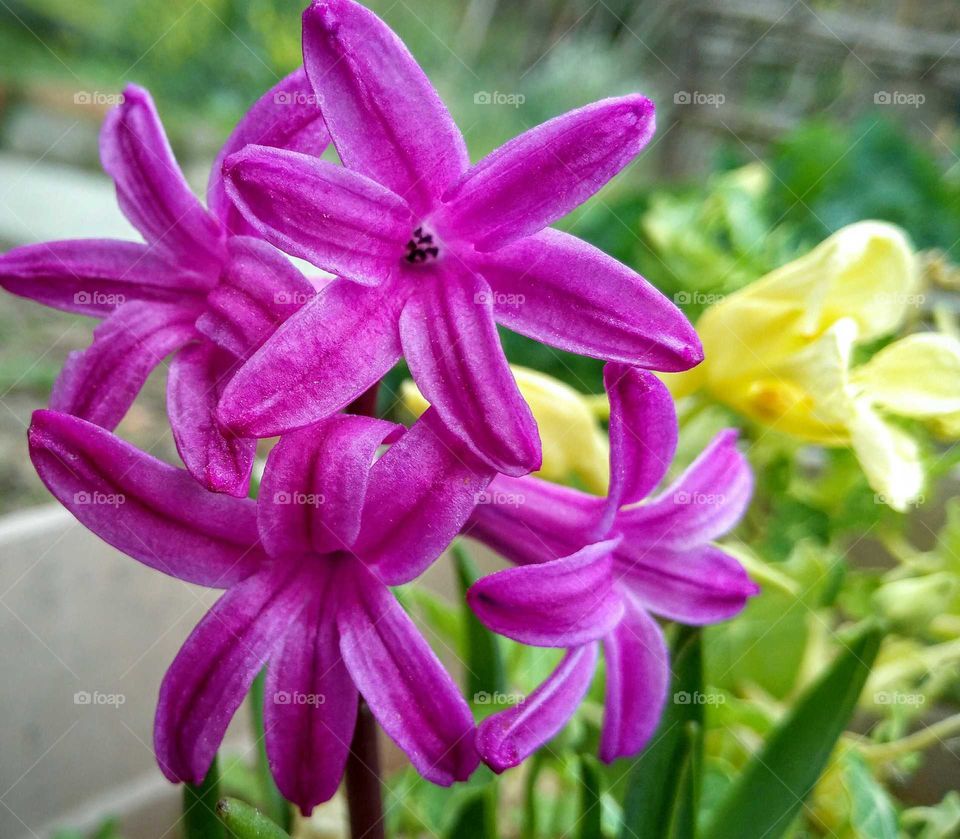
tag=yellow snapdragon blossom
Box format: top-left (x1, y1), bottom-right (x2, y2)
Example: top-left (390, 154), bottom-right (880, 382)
top-left (665, 221), bottom-right (960, 511)
top-left (399, 366), bottom-right (609, 493)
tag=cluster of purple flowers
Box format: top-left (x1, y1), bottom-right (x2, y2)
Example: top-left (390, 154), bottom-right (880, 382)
top-left (2, 0), bottom-right (757, 815)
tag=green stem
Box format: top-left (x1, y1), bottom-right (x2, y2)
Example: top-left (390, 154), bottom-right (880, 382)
top-left (217, 797), bottom-right (291, 838)
top-left (521, 751), bottom-right (545, 839)
top-left (184, 756), bottom-right (226, 839)
top-left (250, 669), bottom-right (291, 830)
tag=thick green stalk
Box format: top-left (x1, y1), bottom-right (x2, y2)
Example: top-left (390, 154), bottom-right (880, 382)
top-left (183, 757), bottom-right (226, 839)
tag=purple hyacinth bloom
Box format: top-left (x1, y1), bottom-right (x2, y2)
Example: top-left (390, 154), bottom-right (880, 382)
top-left (28, 407), bottom-right (495, 813)
top-left (217, 0), bottom-right (703, 477)
top-left (464, 363), bottom-right (758, 771)
top-left (0, 74), bottom-right (329, 496)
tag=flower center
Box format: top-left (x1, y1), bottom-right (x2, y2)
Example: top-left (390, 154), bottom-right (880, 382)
top-left (404, 225), bottom-right (440, 265)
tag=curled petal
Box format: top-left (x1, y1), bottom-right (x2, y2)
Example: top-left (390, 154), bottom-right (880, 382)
top-left (399, 264), bottom-right (541, 476)
top-left (620, 429), bottom-right (751, 548)
top-left (600, 364), bottom-right (678, 533)
top-left (223, 145), bottom-right (413, 285)
top-left (208, 68), bottom-right (330, 235)
top-left (155, 564), bottom-right (308, 783)
top-left (439, 96), bottom-right (655, 250)
top-left (101, 85), bottom-right (224, 274)
top-left (476, 645), bottom-right (598, 773)
top-left (219, 276), bottom-right (403, 437)
top-left (338, 563), bottom-right (478, 785)
top-left (196, 236), bottom-right (317, 359)
top-left (0, 239), bottom-right (207, 316)
top-left (600, 598), bottom-right (668, 762)
top-left (28, 410), bottom-right (264, 587)
top-left (356, 408), bottom-right (495, 584)
top-left (265, 572), bottom-right (358, 814)
top-left (258, 414), bottom-right (400, 558)
top-left (51, 301), bottom-right (198, 430)
top-left (615, 543), bottom-right (758, 625)
top-left (466, 474), bottom-right (602, 567)
top-left (167, 342), bottom-right (256, 497)
top-left (302, 0), bottom-right (467, 213)
top-left (478, 229), bottom-right (701, 370)
top-left (467, 540), bottom-right (624, 647)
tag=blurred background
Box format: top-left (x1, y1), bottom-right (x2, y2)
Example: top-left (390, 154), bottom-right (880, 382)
top-left (2, 0), bottom-right (960, 513)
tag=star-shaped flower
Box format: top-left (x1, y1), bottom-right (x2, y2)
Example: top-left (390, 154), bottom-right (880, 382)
top-left (28, 406), bottom-right (495, 813)
top-left (218, 0), bottom-right (702, 476)
top-left (463, 364), bottom-right (757, 770)
top-left (1, 74), bottom-right (328, 495)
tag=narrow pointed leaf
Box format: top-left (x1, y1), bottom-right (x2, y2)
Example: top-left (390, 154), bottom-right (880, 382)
top-left (702, 622), bottom-right (883, 839)
top-left (578, 756), bottom-right (603, 839)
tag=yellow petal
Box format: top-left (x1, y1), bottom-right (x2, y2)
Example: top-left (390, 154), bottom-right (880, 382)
top-left (847, 403), bottom-right (923, 511)
top-left (399, 368), bottom-right (609, 494)
top-left (852, 333), bottom-right (960, 419)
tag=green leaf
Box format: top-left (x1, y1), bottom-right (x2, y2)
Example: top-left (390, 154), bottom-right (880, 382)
top-left (453, 541), bottom-right (506, 700)
top-left (619, 626), bottom-right (703, 839)
top-left (445, 789), bottom-right (496, 839)
top-left (578, 756), bottom-right (603, 839)
top-left (183, 757), bottom-right (226, 839)
top-left (843, 751), bottom-right (897, 839)
top-left (702, 622), bottom-right (883, 839)
top-left (215, 797), bottom-right (291, 838)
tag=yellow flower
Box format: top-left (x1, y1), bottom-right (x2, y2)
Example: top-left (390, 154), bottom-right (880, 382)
top-left (399, 366), bottom-right (609, 493)
top-left (665, 221), bottom-right (960, 511)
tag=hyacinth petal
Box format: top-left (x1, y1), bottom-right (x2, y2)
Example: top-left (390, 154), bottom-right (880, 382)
top-left (477, 229), bottom-right (702, 370)
top-left (223, 145), bottom-right (413, 285)
top-left (155, 565), bottom-right (308, 784)
top-left (467, 540), bottom-right (624, 647)
top-left (50, 301), bottom-right (199, 430)
top-left (100, 85), bottom-right (224, 274)
top-left (439, 96), bottom-right (655, 251)
top-left (616, 543), bottom-right (759, 625)
top-left (355, 408), bottom-right (493, 585)
top-left (619, 429), bottom-right (752, 548)
top-left (338, 563), bottom-right (478, 785)
top-left (0, 239), bottom-right (208, 316)
top-left (196, 236), bottom-right (317, 359)
top-left (302, 0), bottom-right (467, 212)
top-left (28, 411), bottom-right (265, 587)
top-left (399, 265), bottom-right (541, 476)
top-left (466, 474), bottom-right (603, 567)
top-left (476, 645), bottom-right (598, 773)
top-left (208, 68), bottom-right (330, 235)
top-left (258, 414), bottom-right (400, 558)
top-left (602, 364), bottom-right (678, 531)
top-left (219, 276), bottom-right (403, 437)
top-left (265, 573), bottom-right (358, 815)
top-left (167, 342), bottom-right (256, 497)
top-left (599, 598), bottom-right (668, 762)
